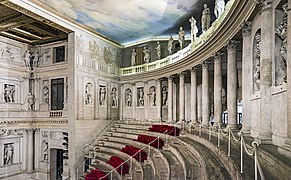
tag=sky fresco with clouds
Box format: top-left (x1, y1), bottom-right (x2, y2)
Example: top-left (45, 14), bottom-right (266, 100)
top-left (32, 0), bottom-right (215, 45)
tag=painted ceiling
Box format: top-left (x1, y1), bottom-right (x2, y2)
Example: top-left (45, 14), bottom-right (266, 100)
top-left (30, 0), bottom-right (216, 46)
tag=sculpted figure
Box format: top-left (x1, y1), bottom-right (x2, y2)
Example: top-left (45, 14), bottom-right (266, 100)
top-left (138, 88), bottom-right (144, 106)
top-left (85, 83), bottom-right (93, 105)
top-left (126, 90), bottom-right (132, 107)
top-left (143, 47), bottom-right (150, 63)
top-left (131, 49), bottom-right (137, 66)
top-left (155, 42), bottom-right (161, 60)
top-left (214, 0), bottom-right (225, 18)
top-left (189, 16), bottom-right (198, 43)
top-left (24, 50), bottom-right (31, 67)
top-left (33, 52), bottom-right (41, 68)
top-left (43, 86), bottom-right (49, 104)
top-left (42, 140), bottom-right (49, 161)
top-left (254, 32), bottom-right (261, 91)
top-left (201, 4), bottom-right (211, 32)
top-left (3, 144), bottom-right (14, 165)
top-left (27, 93), bottom-right (36, 110)
top-left (178, 27), bottom-right (185, 49)
top-left (111, 87), bottom-right (118, 107)
top-left (168, 36), bottom-right (174, 55)
top-left (162, 86), bottom-right (168, 106)
top-left (148, 87), bottom-right (156, 106)
top-left (4, 84), bottom-right (15, 103)
top-left (99, 87), bottom-right (106, 106)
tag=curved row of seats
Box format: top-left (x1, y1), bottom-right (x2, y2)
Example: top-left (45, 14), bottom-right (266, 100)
top-left (137, 134), bottom-right (164, 149)
top-left (85, 168), bottom-right (108, 180)
top-left (148, 124), bottom-right (180, 136)
top-left (107, 156), bottom-right (129, 175)
top-left (121, 145), bottom-right (147, 162)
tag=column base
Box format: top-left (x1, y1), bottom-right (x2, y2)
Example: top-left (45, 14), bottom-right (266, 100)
top-left (226, 124), bottom-right (238, 129)
top-left (278, 139), bottom-right (291, 159)
top-left (241, 125), bottom-right (251, 135)
top-left (255, 133), bottom-right (272, 144)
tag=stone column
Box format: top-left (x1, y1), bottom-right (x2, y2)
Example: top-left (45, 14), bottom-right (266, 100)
top-left (156, 79), bottom-right (162, 120)
top-left (144, 81), bottom-right (149, 120)
top-left (132, 83), bottom-right (136, 120)
top-left (214, 52), bottom-right (223, 126)
top-left (120, 84), bottom-right (124, 120)
top-left (190, 68), bottom-right (197, 123)
top-left (179, 72), bottom-right (185, 122)
top-left (27, 129), bottom-right (34, 172)
top-left (241, 21), bottom-right (252, 133)
top-left (258, 1), bottom-right (273, 143)
top-left (22, 130), bottom-right (28, 171)
top-left (34, 129), bottom-right (40, 171)
top-left (202, 62), bottom-right (209, 126)
top-left (168, 76), bottom-right (173, 121)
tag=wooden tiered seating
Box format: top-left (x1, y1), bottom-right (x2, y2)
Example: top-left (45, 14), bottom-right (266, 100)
top-left (137, 134), bottom-right (164, 149)
top-left (85, 168), bottom-right (108, 180)
top-left (107, 156), bottom-right (129, 175)
top-left (148, 125), bottom-right (180, 136)
top-left (121, 145), bottom-right (147, 162)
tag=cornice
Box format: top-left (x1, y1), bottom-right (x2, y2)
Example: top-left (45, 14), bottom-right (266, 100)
top-left (120, 0), bottom-right (255, 84)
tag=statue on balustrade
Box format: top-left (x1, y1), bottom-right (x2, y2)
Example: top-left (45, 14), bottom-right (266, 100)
top-left (143, 47), bottom-right (150, 63)
top-left (99, 87), bottom-right (106, 106)
top-left (3, 144), bottom-right (14, 165)
top-left (275, 3), bottom-right (288, 85)
top-left (148, 86), bottom-right (156, 106)
top-left (167, 36), bottom-right (174, 55)
top-left (85, 83), bottom-right (93, 105)
top-left (253, 31), bottom-right (261, 91)
top-left (214, 0), bottom-right (225, 18)
top-left (131, 49), bottom-right (137, 66)
top-left (201, 4), bottom-right (211, 32)
top-left (126, 89), bottom-right (132, 107)
top-left (4, 84), bottom-right (15, 103)
top-left (111, 87), bottom-right (118, 107)
top-left (27, 93), bottom-right (36, 111)
top-left (155, 42), bottom-right (161, 60)
top-left (162, 86), bottom-right (168, 106)
top-left (138, 88), bottom-right (144, 106)
top-left (178, 27), bottom-right (185, 49)
top-left (189, 16), bottom-right (198, 43)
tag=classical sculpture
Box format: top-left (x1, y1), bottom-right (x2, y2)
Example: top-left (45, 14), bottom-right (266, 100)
top-left (275, 3), bottom-right (288, 84)
top-left (27, 93), bottom-right (36, 110)
top-left (43, 86), bottom-right (49, 104)
top-left (3, 144), bottom-right (14, 165)
top-left (85, 83), bottom-right (93, 105)
top-left (24, 50), bottom-right (31, 67)
top-left (143, 47), bottom-right (150, 63)
top-left (201, 4), bottom-right (211, 32)
top-left (155, 42), bottom-right (161, 60)
top-left (148, 87), bottom-right (156, 106)
top-left (99, 87), bottom-right (106, 106)
top-left (178, 27), bottom-right (185, 49)
top-left (33, 52), bottom-right (41, 68)
top-left (131, 49), bottom-right (137, 66)
top-left (4, 84), bottom-right (15, 103)
top-left (189, 16), bottom-right (198, 43)
top-left (253, 31), bottom-right (261, 91)
top-left (168, 36), bottom-right (174, 55)
top-left (126, 89), bottom-right (132, 107)
top-left (42, 140), bottom-right (49, 161)
top-left (162, 86), bottom-right (168, 106)
top-left (111, 87), bottom-right (118, 107)
top-left (138, 88), bottom-right (144, 106)
top-left (214, 0), bottom-right (225, 18)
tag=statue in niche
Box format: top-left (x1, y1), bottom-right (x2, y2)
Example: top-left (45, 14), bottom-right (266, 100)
top-left (189, 16), bottom-right (198, 43)
top-left (148, 87), bottom-right (156, 106)
top-left (162, 86), bottom-right (168, 106)
top-left (138, 88), bottom-right (144, 106)
top-left (43, 86), bottom-right (49, 104)
top-left (126, 89), bottom-right (132, 107)
top-left (27, 93), bottom-right (36, 111)
top-left (111, 87), bottom-right (118, 107)
top-left (168, 36), bottom-right (174, 55)
top-left (178, 27), bottom-right (185, 49)
top-left (85, 83), bottom-right (93, 105)
top-left (275, 3), bottom-right (288, 85)
top-left (131, 49), bottom-right (137, 66)
top-left (3, 84), bottom-right (15, 103)
top-left (253, 31), bottom-right (261, 91)
top-left (43, 49), bottom-right (51, 63)
top-left (24, 50), bottom-right (31, 67)
top-left (99, 87), bottom-right (106, 106)
top-left (3, 144), bottom-right (14, 165)
top-left (201, 4), bottom-right (211, 32)
top-left (143, 47), bottom-right (150, 63)
top-left (155, 42), bottom-right (161, 60)
top-left (214, 0), bottom-right (225, 18)
top-left (33, 52), bottom-right (41, 68)
top-left (42, 140), bottom-right (49, 161)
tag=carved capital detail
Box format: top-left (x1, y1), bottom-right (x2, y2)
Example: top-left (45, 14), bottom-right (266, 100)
top-left (214, 52), bottom-right (224, 62)
top-left (254, 0), bottom-right (272, 11)
top-left (191, 67), bottom-right (198, 73)
top-left (227, 40), bottom-right (239, 51)
top-left (202, 61), bottom-right (208, 69)
top-left (241, 21), bottom-right (252, 36)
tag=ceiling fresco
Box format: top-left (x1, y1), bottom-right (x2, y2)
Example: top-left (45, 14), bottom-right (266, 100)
top-left (30, 0), bottom-right (217, 45)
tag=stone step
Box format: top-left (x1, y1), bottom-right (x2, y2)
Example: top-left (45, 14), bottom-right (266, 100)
top-left (162, 150), bottom-right (185, 180)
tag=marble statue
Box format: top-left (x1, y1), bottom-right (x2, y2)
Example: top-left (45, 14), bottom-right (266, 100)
top-left (148, 87), bottom-right (156, 106)
top-left (3, 144), bottom-right (14, 165)
top-left (155, 42), bottom-right (161, 60)
top-left (4, 84), bottom-right (15, 103)
top-left (43, 86), bottom-right (49, 104)
top-left (143, 47), bottom-right (150, 63)
top-left (111, 87), bottom-right (118, 107)
top-left (85, 83), bottom-right (93, 105)
top-left (33, 52), bottom-right (41, 68)
top-left (201, 4), bottom-right (211, 32)
top-left (42, 140), bottom-right (49, 161)
top-left (189, 16), bottom-right (198, 43)
top-left (275, 3), bottom-right (288, 84)
top-left (214, 0), bottom-right (225, 18)
top-left (99, 87), bottom-right (106, 106)
top-left (254, 31), bottom-right (261, 91)
top-left (126, 90), bottom-right (132, 107)
top-left (168, 36), bottom-right (174, 55)
top-left (138, 88), bottom-right (144, 106)
top-left (131, 49), bottom-right (137, 66)
top-left (162, 86), bottom-right (168, 106)
top-left (27, 93), bottom-right (36, 110)
top-left (24, 50), bottom-right (31, 67)
top-left (178, 27), bottom-right (185, 49)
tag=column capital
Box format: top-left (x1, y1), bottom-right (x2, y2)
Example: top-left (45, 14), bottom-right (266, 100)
top-left (241, 21), bottom-right (252, 36)
top-left (26, 128), bottom-right (35, 134)
top-left (213, 52), bottom-right (224, 61)
top-left (202, 61), bottom-right (209, 69)
top-left (254, 0), bottom-right (272, 11)
top-left (191, 67), bottom-right (199, 73)
top-left (179, 71), bottom-right (187, 77)
top-left (227, 40), bottom-right (239, 52)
